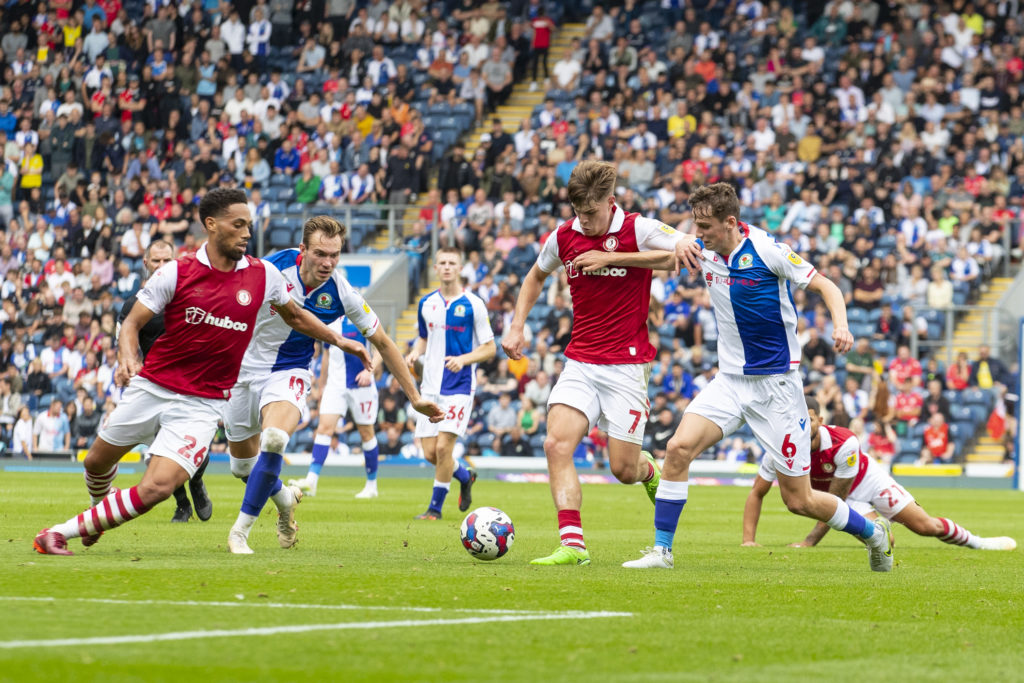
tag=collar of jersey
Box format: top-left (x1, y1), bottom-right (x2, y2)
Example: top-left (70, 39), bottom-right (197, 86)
top-left (197, 243), bottom-right (250, 271)
top-left (571, 203), bottom-right (624, 235)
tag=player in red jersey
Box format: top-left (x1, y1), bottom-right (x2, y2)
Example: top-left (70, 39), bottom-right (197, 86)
top-left (502, 160), bottom-right (703, 566)
top-left (742, 398), bottom-right (1016, 551)
top-left (33, 188), bottom-right (369, 555)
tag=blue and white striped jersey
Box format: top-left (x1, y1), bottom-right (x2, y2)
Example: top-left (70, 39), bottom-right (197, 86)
top-left (325, 316), bottom-right (371, 390)
top-left (237, 248), bottom-right (379, 382)
top-left (417, 289), bottom-right (494, 396)
top-left (699, 222), bottom-right (816, 376)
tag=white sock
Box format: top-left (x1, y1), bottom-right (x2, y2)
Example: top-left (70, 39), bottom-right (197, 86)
top-left (363, 479), bottom-right (378, 490)
top-left (306, 471), bottom-right (320, 486)
top-left (232, 512), bottom-right (257, 534)
top-left (270, 486), bottom-right (294, 512)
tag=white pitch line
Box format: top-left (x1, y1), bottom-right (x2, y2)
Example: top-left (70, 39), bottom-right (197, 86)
top-left (0, 596), bottom-right (584, 616)
top-left (0, 612), bottom-right (633, 649)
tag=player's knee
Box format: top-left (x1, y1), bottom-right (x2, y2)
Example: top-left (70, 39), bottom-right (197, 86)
top-left (666, 434), bottom-right (698, 463)
top-left (136, 478), bottom-right (175, 506)
top-left (230, 456), bottom-right (256, 480)
top-left (260, 427), bottom-right (290, 454)
top-left (543, 433), bottom-right (572, 459)
top-left (783, 496), bottom-right (813, 516)
top-left (609, 458), bottom-right (634, 483)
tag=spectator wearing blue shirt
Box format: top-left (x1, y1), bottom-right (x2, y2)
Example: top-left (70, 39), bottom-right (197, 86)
top-left (661, 364), bottom-right (695, 401)
top-left (273, 138), bottom-right (301, 175)
top-left (0, 102), bottom-right (16, 137)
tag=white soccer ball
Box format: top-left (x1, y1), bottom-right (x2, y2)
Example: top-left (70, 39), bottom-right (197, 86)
top-left (460, 506), bottom-right (515, 561)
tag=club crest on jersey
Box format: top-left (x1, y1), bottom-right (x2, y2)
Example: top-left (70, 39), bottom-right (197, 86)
top-left (822, 462), bottom-right (834, 473)
top-left (738, 254), bottom-right (754, 269)
top-left (603, 235), bottom-right (619, 251)
top-left (316, 293), bottom-right (333, 309)
top-left (787, 251), bottom-right (804, 265)
top-left (236, 289), bottom-right (252, 306)
top-left (453, 304), bottom-right (466, 317)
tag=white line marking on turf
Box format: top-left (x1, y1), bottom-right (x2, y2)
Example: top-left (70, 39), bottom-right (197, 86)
top-left (0, 596), bottom-right (595, 616)
top-left (0, 613), bottom-right (633, 649)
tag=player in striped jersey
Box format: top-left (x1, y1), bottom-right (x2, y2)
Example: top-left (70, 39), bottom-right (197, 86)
top-left (225, 216), bottom-right (441, 554)
top-left (743, 398), bottom-right (1016, 551)
top-left (622, 183), bottom-right (895, 571)
top-left (288, 317), bottom-right (384, 498)
top-left (405, 247), bottom-right (496, 520)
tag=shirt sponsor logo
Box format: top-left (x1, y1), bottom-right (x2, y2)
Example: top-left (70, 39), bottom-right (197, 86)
top-left (707, 274), bottom-right (760, 287)
top-left (564, 258), bottom-right (628, 279)
top-left (316, 293), bottom-right (333, 308)
top-left (603, 236), bottom-right (618, 251)
top-left (738, 254), bottom-right (753, 269)
top-left (184, 306), bottom-right (249, 331)
top-left (236, 289), bottom-right (252, 306)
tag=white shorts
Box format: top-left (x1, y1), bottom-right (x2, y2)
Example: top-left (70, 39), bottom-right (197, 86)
top-left (415, 392), bottom-right (473, 438)
top-left (687, 369), bottom-right (810, 477)
top-left (848, 469), bottom-right (916, 519)
top-left (320, 384), bottom-right (378, 426)
top-left (98, 376), bottom-right (222, 477)
top-left (225, 369), bottom-right (312, 442)
top-left (546, 359), bottom-right (652, 444)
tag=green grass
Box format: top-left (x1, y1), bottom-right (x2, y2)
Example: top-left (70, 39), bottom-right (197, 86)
top-left (1, 471), bottom-right (1022, 682)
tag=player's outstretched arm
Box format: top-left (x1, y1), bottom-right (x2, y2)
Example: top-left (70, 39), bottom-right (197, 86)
top-left (793, 476), bottom-right (855, 547)
top-left (741, 476), bottom-right (773, 547)
top-left (502, 264), bottom-right (549, 360)
top-left (115, 300), bottom-right (157, 386)
top-left (572, 249), bottom-right (677, 273)
top-left (276, 299), bottom-right (373, 371)
top-left (806, 273), bottom-right (853, 354)
top-left (369, 328), bottom-right (442, 422)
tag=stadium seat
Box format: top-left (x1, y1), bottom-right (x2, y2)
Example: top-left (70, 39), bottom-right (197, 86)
top-left (871, 340), bottom-right (895, 357)
top-left (267, 228), bottom-right (292, 249)
top-left (847, 308), bottom-right (869, 325)
top-left (950, 405), bottom-right (975, 424)
top-left (962, 388), bottom-right (992, 409)
top-left (340, 264), bottom-right (372, 288)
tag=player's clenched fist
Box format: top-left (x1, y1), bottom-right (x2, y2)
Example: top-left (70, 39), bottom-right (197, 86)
top-left (501, 326), bottom-right (526, 360)
top-left (413, 397), bottom-right (444, 423)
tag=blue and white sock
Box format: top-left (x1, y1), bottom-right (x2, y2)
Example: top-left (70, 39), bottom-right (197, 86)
top-left (653, 480), bottom-right (689, 551)
top-left (826, 498), bottom-right (878, 541)
top-left (308, 433), bottom-right (331, 484)
top-left (429, 480), bottom-right (450, 513)
top-left (452, 462), bottom-right (470, 485)
top-left (363, 437), bottom-right (379, 481)
top-left (240, 451), bottom-right (283, 520)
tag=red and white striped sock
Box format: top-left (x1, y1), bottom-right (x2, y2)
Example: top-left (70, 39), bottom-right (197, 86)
top-left (85, 464), bottom-right (118, 505)
top-left (938, 518), bottom-right (975, 547)
top-left (557, 509), bottom-right (585, 550)
top-left (52, 486), bottom-right (153, 540)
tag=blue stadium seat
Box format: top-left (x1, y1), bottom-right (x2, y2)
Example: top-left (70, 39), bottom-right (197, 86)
top-left (962, 388), bottom-right (992, 409)
top-left (276, 187), bottom-right (295, 203)
top-left (950, 405), bottom-right (975, 424)
top-left (870, 340), bottom-right (895, 358)
top-left (847, 308), bottom-right (868, 325)
top-left (267, 228), bottom-right (292, 249)
top-left (341, 264), bottom-right (372, 288)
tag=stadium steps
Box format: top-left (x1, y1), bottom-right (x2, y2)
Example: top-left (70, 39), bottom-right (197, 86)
top-left (394, 280), bottom-right (440, 347)
top-left (368, 22), bottom-right (589, 348)
top-left (463, 22), bottom-right (588, 158)
top-left (934, 276), bottom-right (1014, 356)
top-left (964, 435), bottom-right (1006, 464)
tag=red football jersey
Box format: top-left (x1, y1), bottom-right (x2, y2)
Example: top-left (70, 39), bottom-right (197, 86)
top-left (809, 424), bottom-right (869, 493)
top-left (535, 205), bottom-right (684, 365)
top-left (135, 245), bottom-right (289, 399)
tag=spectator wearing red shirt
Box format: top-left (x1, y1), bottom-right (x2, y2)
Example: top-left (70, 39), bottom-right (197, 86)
top-left (889, 378), bottom-right (924, 437)
top-left (919, 412), bottom-right (955, 465)
top-left (867, 420), bottom-right (897, 465)
top-left (945, 351), bottom-right (972, 391)
top-left (888, 344), bottom-right (922, 387)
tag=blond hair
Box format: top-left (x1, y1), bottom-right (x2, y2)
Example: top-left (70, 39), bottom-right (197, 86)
top-left (568, 160), bottom-right (617, 214)
top-left (301, 215), bottom-right (348, 246)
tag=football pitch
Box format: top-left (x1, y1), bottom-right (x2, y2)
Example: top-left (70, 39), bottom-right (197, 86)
top-left (1, 471), bottom-right (1021, 682)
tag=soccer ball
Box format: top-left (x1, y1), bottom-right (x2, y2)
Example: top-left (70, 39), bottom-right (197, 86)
top-left (460, 507), bottom-right (515, 561)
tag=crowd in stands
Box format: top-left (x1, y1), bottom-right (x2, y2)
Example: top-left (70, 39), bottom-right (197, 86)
top-left (0, 0), bottom-right (1021, 471)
